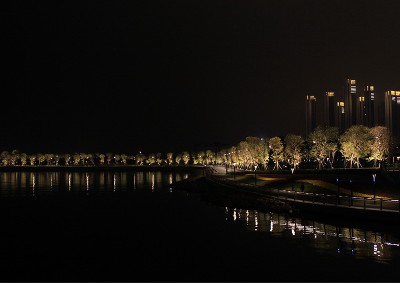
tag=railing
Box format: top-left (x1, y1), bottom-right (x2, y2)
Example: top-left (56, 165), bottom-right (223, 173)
top-left (207, 174), bottom-right (400, 213)
top-left (267, 188), bottom-right (400, 213)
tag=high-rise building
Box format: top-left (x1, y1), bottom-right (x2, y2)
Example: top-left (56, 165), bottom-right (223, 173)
top-left (385, 90), bottom-right (400, 139)
top-left (344, 79), bottom-right (357, 129)
top-left (356, 96), bottom-right (366, 125)
top-left (306, 95), bottom-right (317, 137)
top-left (336, 101), bottom-right (345, 133)
top-left (324, 92), bottom-right (336, 127)
top-left (364, 85), bottom-right (375, 127)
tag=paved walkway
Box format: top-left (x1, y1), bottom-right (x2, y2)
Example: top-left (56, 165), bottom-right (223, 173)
top-left (208, 166), bottom-right (400, 214)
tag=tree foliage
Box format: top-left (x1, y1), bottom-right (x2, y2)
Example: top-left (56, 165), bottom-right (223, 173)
top-left (369, 126), bottom-right (390, 167)
top-left (308, 126), bottom-right (338, 169)
top-left (339, 125), bottom-right (371, 168)
top-left (269, 136), bottom-right (284, 170)
top-left (284, 134), bottom-right (304, 169)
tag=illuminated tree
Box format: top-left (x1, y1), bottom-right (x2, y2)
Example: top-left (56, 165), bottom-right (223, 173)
top-left (45, 153), bottom-right (54, 165)
top-left (269, 136), bottom-right (284, 170)
top-left (99, 154), bottom-right (106, 165)
top-left (339, 125), bottom-right (371, 168)
top-left (54, 155), bottom-right (60, 166)
top-left (166, 152), bottom-right (174, 165)
top-left (20, 153), bottom-right (27, 166)
top-left (29, 154), bottom-right (36, 166)
top-left (37, 153), bottom-right (46, 165)
top-left (136, 152), bottom-right (146, 165)
top-left (113, 154), bottom-right (120, 164)
top-left (1, 151), bottom-right (10, 166)
top-left (106, 153), bottom-right (113, 165)
top-left (10, 150), bottom-right (19, 165)
top-left (73, 153), bottom-right (81, 165)
top-left (205, 150), bottom-right (215, 165)
top-left (284, 134), bottom-right (304, 169)
top-left (87, 153), bottom-right (94, 165)
top-left (182, 152), bottom-right (190, 165)
top-left (63, 154), bottom-right (71, 165)
top-left (197, 151), bottom-right (205, 165)
top-left (308, 126), bottom-right (339, 169)
top-left (237, 141), bottom-right (251, 167)
top-left (10, 153), bottom-right (18, 166)
top-left (175, 154), bottom-right (182, 165)
top-left (156, 153), bottom-right (162, 165)
top-left (121, 154), bottom-right (128, 165)
top-left (260, 138), bottom-right (269, 169)
top-left (147, 153), bottom-right (156, 165)
top-left (79, 153), bottom-right (87, 165)
top-left (369, 126), bottom-right (390, 167)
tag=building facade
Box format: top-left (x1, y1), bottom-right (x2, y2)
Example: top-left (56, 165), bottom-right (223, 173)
top-left (306, 95), bottom-right (317, 138)
top-left (344, 79), bottom-right (357, 129)
top-left (364, 85), bottom-right (375, 127)
top-left (356, 96), bottom-right (366, 125)
top-left (336, 101), bottom-right (345, 134)
top-left (324, 92), bottom-right (336, 127)
top-left (385, 90), bottom-right (400, 139)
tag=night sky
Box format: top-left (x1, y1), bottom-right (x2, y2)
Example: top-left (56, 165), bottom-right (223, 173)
top-left (2, 0), bottom-right (400, 154)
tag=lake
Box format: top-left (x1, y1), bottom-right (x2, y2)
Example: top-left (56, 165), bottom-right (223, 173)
top-left (0, 170), bottom-right (398, 282)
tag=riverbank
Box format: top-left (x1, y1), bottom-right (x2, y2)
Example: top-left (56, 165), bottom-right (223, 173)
top-left (173, 173), bottom-right (400, 231)
top-left (0, 165), bottom-right (206, 173)
top-left (173, 176), bottom-right (292, 213)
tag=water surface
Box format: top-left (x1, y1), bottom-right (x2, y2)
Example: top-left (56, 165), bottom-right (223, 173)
top-left (0, 170), bottom-right (398, 282)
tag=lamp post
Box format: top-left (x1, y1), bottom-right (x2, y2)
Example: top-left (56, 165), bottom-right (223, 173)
top-left (372, 173), bottom-right (376, 203)
top-left (291, 167), bottom-right (295, 191)
top-left (233, 163), bottom-right (236, 179)
top-left (254, 165), bottom-right (258, 186)
top-left (336, 178), bottom-right (340, 205)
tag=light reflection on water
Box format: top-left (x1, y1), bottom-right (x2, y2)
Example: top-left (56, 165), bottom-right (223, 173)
top-left (0, 171), bottom-right (190, 197)
top-left (224, 207), bottom-right (400, 264)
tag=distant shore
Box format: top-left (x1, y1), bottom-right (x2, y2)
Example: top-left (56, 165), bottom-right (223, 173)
top-left (0, 165), bottom-right (207, 172)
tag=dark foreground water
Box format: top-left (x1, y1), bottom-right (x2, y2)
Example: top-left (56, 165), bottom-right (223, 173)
top-left (0, 171), bottom-right (398, 282)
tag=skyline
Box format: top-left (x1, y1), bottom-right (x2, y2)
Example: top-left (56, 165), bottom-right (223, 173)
top-left (2, 0), bottom-right (400, 153)
top-left (305, 77), bottom-right (400, 140)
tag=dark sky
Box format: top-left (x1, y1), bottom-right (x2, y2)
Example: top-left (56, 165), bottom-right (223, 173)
top-left (2, 0), bottom-right (400, 154)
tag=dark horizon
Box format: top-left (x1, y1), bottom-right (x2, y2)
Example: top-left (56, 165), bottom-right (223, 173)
top-left (2, 0), bottom-right (400, 154)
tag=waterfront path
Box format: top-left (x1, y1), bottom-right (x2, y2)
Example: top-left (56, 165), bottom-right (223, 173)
top-left (208, 165), bottom-right (400, 214)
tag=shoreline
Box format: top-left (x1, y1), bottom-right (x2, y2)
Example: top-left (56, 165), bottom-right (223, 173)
top-left (0, 165), bottom-right (207, 172)
top-left (174, 175), bottom-right (400, 231)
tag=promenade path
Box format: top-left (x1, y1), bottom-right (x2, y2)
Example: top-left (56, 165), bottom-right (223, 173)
top-left (209, 165), bottom-right (400, 214)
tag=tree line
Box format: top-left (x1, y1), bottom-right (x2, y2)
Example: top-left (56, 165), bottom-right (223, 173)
top-left (0, 125), bottom-right (391, 170)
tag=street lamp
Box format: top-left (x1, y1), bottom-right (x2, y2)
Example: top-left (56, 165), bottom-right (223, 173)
top-left (372, 173), bottom-right (377, 202)
top-left (254, 165), bottom-right (258, 185)
top-left (233, 163), bottom-right (236, 179)
top-left (336, 178), bottom-right (340, 205)
top-left (291, 167), bottom-right (295, 191)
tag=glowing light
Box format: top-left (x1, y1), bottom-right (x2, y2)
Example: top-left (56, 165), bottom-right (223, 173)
top-left (113, 174), bottom-right (116, 192)
top-left (32, 175), bottom-right (36, 196)
top-left (68, 174), bottom-right (71, 191)
top-left (151, 173), bottom-right (155, 191)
